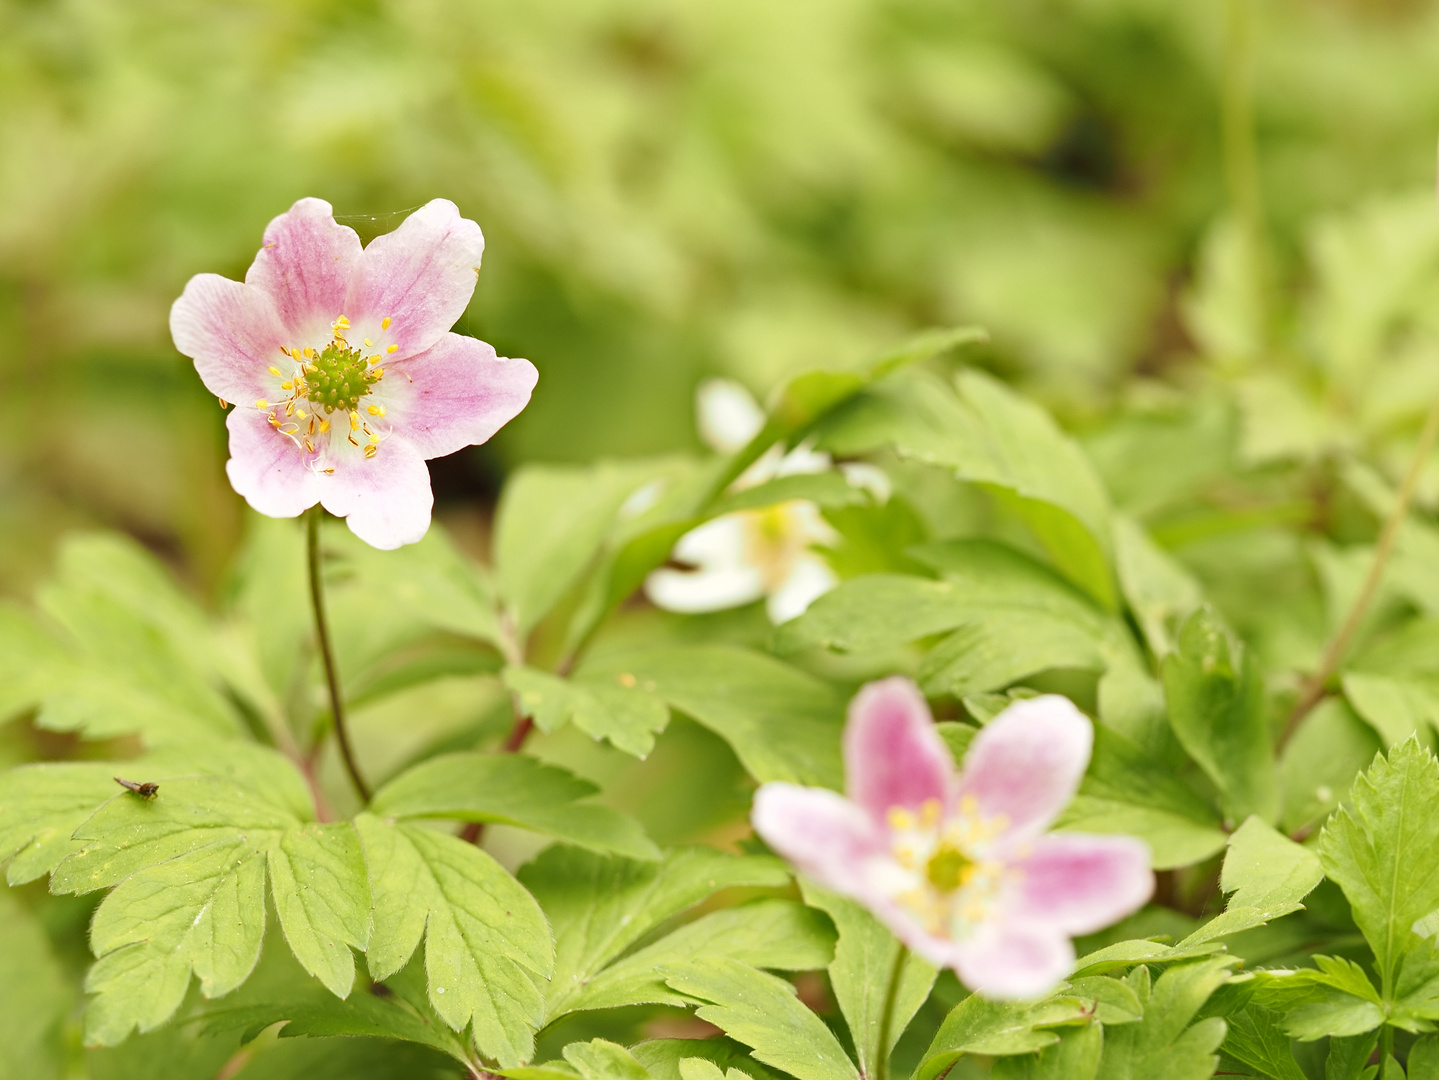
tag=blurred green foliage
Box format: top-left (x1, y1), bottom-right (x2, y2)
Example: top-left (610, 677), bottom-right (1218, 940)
top-left (5, 0), bottom-right (1439, 595)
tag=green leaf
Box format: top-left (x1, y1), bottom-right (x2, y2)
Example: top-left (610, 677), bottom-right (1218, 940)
top-left (578, 646), bottom-right (844, 786)
top-left (1410, 1035), bottom-right (1439, 1080)
top-left (494, 461), bottom-right (656, 634)
top-left (631, 1039), bottom-right (778, 1080)
top-left (1320, 739), bottom-right (1439, 989)
top-left (1162, 606), bottom-right (1277, 823)
top-left (1326, 1032), bottom-right (1380, 1080)
top-left (1056, 728), bottom-right (1228, 870)
top-left (916, 993), bottom-right (1065, 1080)
top-left (50, 756), bottom-right (372, 1046)
top-left (1342, 673), bottom-right (1439, 749)
top-left (1280, 698), bottom-right (1383, 836)
top-left (567, 899), bottom-right (835, 1013)
top-left (518, 844), bottom-right (791, 1023)
top-left (918, 609), bottom-right (1104, 697)
top-left (1219, 1006), bottom-right (1308, 1080)
top-left (711, 472), bottom-right (867, 516)
top-left (799, 884), bottom-right (936, 1079)
top-left (992, 1026), bottom-right (1102, 1080)
top-left (1250, 958), bottom-right (1384, 1040)
top-left (267, 824), bottom-right (372, 997)
top-left (1113, 516), bottom-right (1203, 659)
top-left (660, 958), bottom-right (859, 1080)
top-left (228, 1035), bottom-right (465, 1080)
top-left (0, 887), bottom-right (72, 1080)
top-left (355, 812), bottom-right (553, 1068)
top-left (563, 1039), bottom-right (655, 1080)
top-left (503, 665), bottom-right (670, 759)
top-left (1091, 959), bottom-right (1232, 1080)
top-left (1179, 817), bottom-right (1324, 946)
top-left (369, 751), bottom-right (660, 860)
top-left (0, 761), bottom-right (123, 884)
top-left (816, 369), bottom-right (1115, 606)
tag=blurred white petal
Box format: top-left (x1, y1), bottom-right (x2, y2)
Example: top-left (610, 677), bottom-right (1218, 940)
top-left (619, 478), bottom-right (665, 519)
top-left (776, 440), bottom-right (832, 478)
top-left (839, 462), bottom-right (891, 503)
top-left (786, 500), bottom-right (840, 545)
top-left (698, 378), bottom-right (765, 453)
top-left (672, 514), bottom-right (748, 566)
top-left (766, 554), bottom-right (838, 624)
top-left (646, 564), bottom-right (766, 612)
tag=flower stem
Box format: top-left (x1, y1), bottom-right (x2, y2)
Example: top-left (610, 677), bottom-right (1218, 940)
top-left (874, 944), bottom-right (909, 1080)
top-left (1280, 396), bottom-right (1439, 749)
top-left (307, 507), bottom-right (371, 803)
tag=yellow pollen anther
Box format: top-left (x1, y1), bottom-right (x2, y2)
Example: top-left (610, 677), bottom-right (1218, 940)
top-left (304, 347), bottom-right (317, 359)
top-left (280, 380), bottom-right (293, 390)
top-left (368, 432), bottom-right (380, 444)
top-left (304, 439), bottom-right (315, 453)
top-left (349, 412), bottom-right (360, 431)
top-left (367, 404), bottom-right (384, 416)
top-left (268, 366), bottom-right (282, 376)
top-left (381, 317), bottom-right (391, 330)
top-left (364, 444), bottom-right (378, 458)
top-left (295, 409), bottom-right (307, 418)
top-left (319, 419), bottom-right (330, 433)
top-left (364, 339), bottom-right (372, 347)
top-left (255, 399), bottom-right (269, 409)
top-left (386, 344), bottom-right (398, 353)
top-left (371, 367), bottom-right (384, 378)
top-left (348, 434), bottom-right (359, 446)
top-left (887, 806), bottom-right (917, 832)
top-left (217, 397), bottom-right (228, 409)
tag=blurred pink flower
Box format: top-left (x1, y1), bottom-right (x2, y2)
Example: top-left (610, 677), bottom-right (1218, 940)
top-left (753, 678), bottom-right (1153, 999)
top-left (171, 198), bottom-right (537, 549)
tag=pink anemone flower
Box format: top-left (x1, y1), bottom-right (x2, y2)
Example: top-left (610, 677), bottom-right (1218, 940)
top-left (752, 677), bottom-right (1153, 999)
top-left (171, 198), bottom-right (538, 549)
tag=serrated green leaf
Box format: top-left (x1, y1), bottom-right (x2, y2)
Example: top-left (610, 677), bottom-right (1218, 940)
top-left (1219, 1006), bottom-right (1308, 1080)
top-left (519, 845), bottom-right (790, 1023)
top-left (0, 887), bottom-right (72, 1080)
top-left (563, 1040), bottom-right (654, 1080)
top-left (799, 884), bottom-right (935, 1078)
top-left (267, 824), bottom-right (372, 997)
top-left (631, 1040), bottom-right (779, 1080)
top-left (660, 958), bottom-right (859, 1080)
top-left (916, 993), bottom-right (1064, 1080)
top-left (1179, 817), bottom-right (1324, 947)
top-left (1092, 958), bottom-right (1232, 1079)
top-left (0, 761), bottom-right (122, 884)
top-left (919, 609), bottom-right (1105, 697)
top-left (503, 665), bottom-right (670, 759)
top-left (369, 751), bottom-right (659, 860)
top-left (579, 645), bottom-right (844, 786)
top-left (992, 1025), bottom-right (1103, 1080)
top-left (816, 369), bottom-right (1114, 606)
top-left (1326, 1031), bottom-right (1380, 1080)
top-left (568, 898), bottom-right (834, 1013)
top-left (1162, 607), bottom-right (1277, 823)
top-left (495, 462), bottom-right (656, 634)
top-left (355, 813), bottom-right (552, 1067)
top-left (1320, 739), bottom-right (1439, 990)
top-left (1249, 958), bottom-right (1383, 1041)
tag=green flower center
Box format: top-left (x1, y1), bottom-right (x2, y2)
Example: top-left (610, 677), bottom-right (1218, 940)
top-left (925, 843), bottom-right (974, 893)
top-left (305, 341), bottom-right (381, 414)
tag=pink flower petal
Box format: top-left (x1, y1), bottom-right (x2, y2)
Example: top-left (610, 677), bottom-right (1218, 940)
top-left (952, 924), bottom-right (1076, 1000)
top-left (844, 677), bottom-right (954, 827)
top-left (170, 274), bottom-right (286, 403)
top-left (957, 695), bottom-right (1092, 841)
top-left (317, 436), bottom-right (434, 550)
top-left (752, 783), bottom-right (885, 897)
top-left (383, 333), bottom-right (538, 458)
top-left (1009, 833), bottom-right (1153, 935)
top-left (244, 198), bottom-right (362, 344)
top-left (224, 407), bottom-right (322, 518)
top-left (343, 199), bottom-right (484, 360)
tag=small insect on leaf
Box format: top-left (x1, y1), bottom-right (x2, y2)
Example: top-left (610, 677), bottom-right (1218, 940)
top-left (114, 777), bottom-right (159, 799)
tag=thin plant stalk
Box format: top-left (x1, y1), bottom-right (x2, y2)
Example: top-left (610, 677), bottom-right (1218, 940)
top-left (874, 944), bottom-right (909, 1080)
top-left (307, 507), bottom-right (371, 802)
top-left (1280, 397), bottom-right (1439, 748)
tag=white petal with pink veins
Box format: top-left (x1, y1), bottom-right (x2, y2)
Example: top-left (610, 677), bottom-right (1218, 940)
top-left (385, 334), bottom-right (538, 459)
top-left (843, 677), bottom-right (955, 826)
top-left (318, 436), bottom-right (434, 550)
top-left (224, 407), bottom-right (322, 518)
top-left (244, 197), bottom-right (362, 344)
top-left (752, 783), bottom-right (886, 898)
top-left (343, 199), bottom-right (485, 361)
top-left (957, 695), bottom-right (1093, 842)
top-left (952, 924), bottom-right (1076, 1001)
top-left (171, 275), bottom-right (287, 403)
top-left (1008, 833), bottom-right (1153, 935)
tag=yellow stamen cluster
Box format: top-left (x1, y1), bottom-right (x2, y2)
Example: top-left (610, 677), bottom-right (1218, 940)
top-left (885, 796), bottom-right (1012, 939)
top-left (258, 314), bottom-right (394, 460)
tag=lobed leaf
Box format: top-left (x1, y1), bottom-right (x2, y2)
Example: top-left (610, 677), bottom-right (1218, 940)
top-left (504, 665), bottom-right (670, 759)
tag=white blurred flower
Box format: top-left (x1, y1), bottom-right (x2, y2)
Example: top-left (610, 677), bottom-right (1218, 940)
top-left (647, 378), bottom-right (886, 624)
